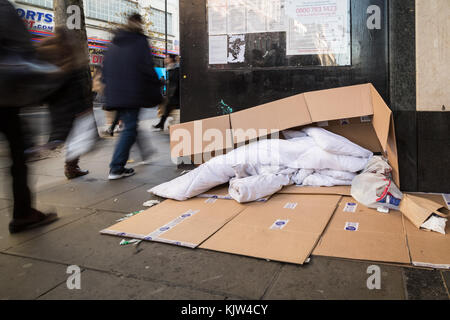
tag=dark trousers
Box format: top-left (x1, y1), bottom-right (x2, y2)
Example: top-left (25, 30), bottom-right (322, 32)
top-left (0, 108), bottom-right (32, 219)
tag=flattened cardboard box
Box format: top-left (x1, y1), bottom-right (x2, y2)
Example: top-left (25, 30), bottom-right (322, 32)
top-left (403, 215), bottom-right (450, 269)
top-left (200, 194), bottom-right (341, 265)
top-left (278, 185), bottom-right (351, 196)
top-left (101, 198), bottom-right (246, 248)
top-left (313, 196), bottom-right (411, 264)
top-left (401, 194), bottom-right (450, 269)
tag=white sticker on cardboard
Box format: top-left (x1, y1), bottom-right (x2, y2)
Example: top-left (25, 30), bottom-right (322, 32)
top-left (270, 220), bottom-right (289, 230)
top-left (377, 206), bottom-right (390, 214)
top-left (205, 198), bottom-right (217, 204)
top-left (317, 121), bottom-right (329, 127)
top-left (284, 202), bottom-right (298, 210)
top-left (344, 202), bottom-right (358, 212)
top-left (344, 222), bottom-right (359, 231)
top-left (361, 116), bottom-right (372, 123)
top-left (340, 119), bottom-right (350, 125)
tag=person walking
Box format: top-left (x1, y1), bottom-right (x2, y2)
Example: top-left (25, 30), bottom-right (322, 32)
top-left (0, 0), bottom-right (58, 233)
top-left (36, 26), bottom-right (92, 179)
top-left (153, 54), bottom-right (180, 130)
top-left (102, 13), bottom-right (162, 180)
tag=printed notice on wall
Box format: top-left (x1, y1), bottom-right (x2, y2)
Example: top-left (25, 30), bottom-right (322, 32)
top-left (285, 0), bottom-right (351, 64)
top-left (267, 0), bottom-right (287, 32)
top-left (209, 35), bottom-right (228, 64)
top-left (208, 3), bottom-right (227, 35)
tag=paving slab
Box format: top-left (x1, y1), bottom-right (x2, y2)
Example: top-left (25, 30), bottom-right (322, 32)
top-left (114, 243), bottom-right (282, 300)
top-left (127, 163), bottom-right (182, 185)
top-left (442, 271), bottom-right (450, 297)
top-left (92, 184), bottom-right (164, 213)
top-left (0, 198), bottom-right (12, 210)
top-left (0, 174), bottom-right (68, 200)
top-left (0, 205), bottom-right (96, 251)
top-left (403, 267), bottom-right (449, 300)
top-left (35, 179), bottom-right (144, 207)
top-left (7, 211), bottom-right (147, 271)
top-left (39, 269), bottom-right (226, 300)
top-left (264, 256), bottom-right (406, 300)
top-left (0, 254), bottom-right (68, 300)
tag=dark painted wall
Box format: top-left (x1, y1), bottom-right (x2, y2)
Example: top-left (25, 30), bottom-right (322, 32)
top-left (180, 0), bottom-right (388, 120)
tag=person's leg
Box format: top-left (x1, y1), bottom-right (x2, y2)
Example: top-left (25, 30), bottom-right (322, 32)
top-left (0, 109), bottom-right (32, 219)
top-left (65, 157), bottom-right (89, 179)
top-left (0, 108), bottom-right (58, 233)
top-left (109, 109), bottom-right (139, 179)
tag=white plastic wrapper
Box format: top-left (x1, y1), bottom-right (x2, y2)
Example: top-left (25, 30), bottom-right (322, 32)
top-left (351, 172), bottom-right (403, 210)
top-left (421, 214), bottom-right (448, 234)
top-left (66, 112), bottom-right (98, 162)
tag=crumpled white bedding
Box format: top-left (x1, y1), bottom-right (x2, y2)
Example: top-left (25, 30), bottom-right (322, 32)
top-left (149, 127), bottom-right (373, 203)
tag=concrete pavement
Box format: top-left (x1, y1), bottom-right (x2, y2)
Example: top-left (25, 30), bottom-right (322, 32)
top-left (0, 113), bottom-right (449, 300)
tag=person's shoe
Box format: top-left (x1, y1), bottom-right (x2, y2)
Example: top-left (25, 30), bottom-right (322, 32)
top-left (108, 168), bottom-right (135, 180)
top-left (65, 165), bottom-right (89, 180)
top-left (152, 122), bottom-right (164, 131)
top-left (9, 209), bottom-right (58, 234)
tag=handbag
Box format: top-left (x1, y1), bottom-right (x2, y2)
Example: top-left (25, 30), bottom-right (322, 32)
top-left (0, 52), bottom-right (63, 107)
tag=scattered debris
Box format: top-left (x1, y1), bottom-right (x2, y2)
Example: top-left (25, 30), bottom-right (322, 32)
top-left (143, 200), bottom-right (160, 207)
top-left (116, 210), bottom-right (144, 222)
top-left (120, 239), bottom-right (141, 246)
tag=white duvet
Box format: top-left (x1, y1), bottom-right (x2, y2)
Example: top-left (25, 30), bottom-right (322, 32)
top-left (149, 127), bottom-right (373, 203)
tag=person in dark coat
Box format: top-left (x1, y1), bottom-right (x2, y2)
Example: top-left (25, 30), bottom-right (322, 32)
top-left (102, 13), bottom-right (162, 180)
top-left (153, 54), bottom-right (180, 130)
top-left (0, 0), bottom-right (58, 233)
top-left (36, 26), bottom-right (92, 179)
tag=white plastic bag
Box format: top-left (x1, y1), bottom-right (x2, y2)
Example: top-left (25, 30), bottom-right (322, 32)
top-left (351, 172), bottom-right (403, 210)
top-left (66, 112), bottom-right (98, 161)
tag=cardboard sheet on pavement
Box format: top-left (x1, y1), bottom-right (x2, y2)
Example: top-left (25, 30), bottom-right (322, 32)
top-left (278, 185), bottom-right (351, 196)
top-left (100, 198), bottom-right (246, 248)
top-left (313, 196), bottom-right (411, 264)
top-left (200, 194), bottom-right (341, 264)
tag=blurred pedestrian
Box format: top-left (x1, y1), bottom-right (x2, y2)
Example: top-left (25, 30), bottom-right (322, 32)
top-left (102, 13), bottom-right (162, 180)
top-left (36, 26), bottom-right (92, 179)
top-left (153, 54), bottom-right (180, 130)
top-left (0, 0), bottom-right (58, 233)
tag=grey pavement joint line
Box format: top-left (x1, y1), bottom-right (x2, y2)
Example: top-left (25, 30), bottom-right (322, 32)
top-left (440, 271), bottom-right (450, 299)
top-left (35, 269), bottom-right (87, 300)
top-left (260, 263), bottom-right (284, 300)
top-left (0, 251), bottom-right (252, 300)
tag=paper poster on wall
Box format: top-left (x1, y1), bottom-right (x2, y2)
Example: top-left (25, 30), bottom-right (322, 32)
top-left (208, 4), bottom-right (227, 35)
top-left (267, 0), bottom-right (287, 32)
top-left (285, 0), bottom-right (351, 65)
top-left (228, 34), bottom-right (246, 63)
top-left (246, 0), bottom-right (267, 33)
top-left (209, 35), bottom-right (228, 64)
top-left (227, 3), bottom-right (247, 34)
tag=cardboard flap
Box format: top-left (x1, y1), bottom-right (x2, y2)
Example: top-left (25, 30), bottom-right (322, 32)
top-left (304, 84), bottom-right (373, 122)
top-left (169, 115), bottom-right (232, 157)
top-left (399, 194), bottom-right (448, 228)
top-left (370, 84), bottom-right (392, 151)
top-left (230, 94), bottom-right (311, 144)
